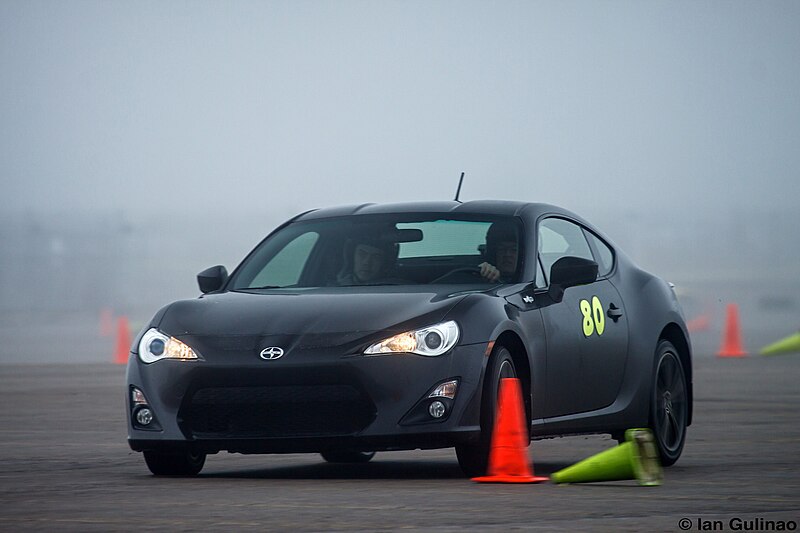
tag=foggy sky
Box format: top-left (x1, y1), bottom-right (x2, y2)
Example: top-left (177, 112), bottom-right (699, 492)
top-left (2, 1), bottom-right (799, 220)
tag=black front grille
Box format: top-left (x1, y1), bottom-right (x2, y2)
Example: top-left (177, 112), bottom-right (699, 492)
top-left (182, 385), bottom-right (375, 438)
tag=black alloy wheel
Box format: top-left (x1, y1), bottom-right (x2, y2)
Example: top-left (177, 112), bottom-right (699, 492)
top-left (455, 346), bottom-right (524, 477)
top-left (320, 450), bottom-right (376, 463)
top-left (650, 340), bottom-right (688, 466)
top-left (143, 448), bottom-right (206, 476)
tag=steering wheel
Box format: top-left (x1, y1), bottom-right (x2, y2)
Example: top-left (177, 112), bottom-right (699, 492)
top-left (429, 266), bottom-right (485, 284)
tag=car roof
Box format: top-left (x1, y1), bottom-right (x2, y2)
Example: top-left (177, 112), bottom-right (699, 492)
top-left (294, 200), bottom-right (576, 221)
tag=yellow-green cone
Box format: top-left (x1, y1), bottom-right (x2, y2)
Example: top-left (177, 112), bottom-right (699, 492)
top-left (550, 428), bottom-right (663, 486)
top-left (760, 332), bottom-right (800, 356)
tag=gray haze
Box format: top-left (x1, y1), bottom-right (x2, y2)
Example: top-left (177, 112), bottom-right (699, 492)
top-left (1, 1), bottom-right (799, 361)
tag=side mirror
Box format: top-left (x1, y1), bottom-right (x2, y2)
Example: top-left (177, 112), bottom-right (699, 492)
top-left (197, 265), bottom-right (228, 294)
top-left (548, 256), bottom-right (598, 303)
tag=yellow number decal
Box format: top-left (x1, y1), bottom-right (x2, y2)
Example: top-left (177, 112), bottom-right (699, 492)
top-left (580, 299), bottom-right (594, 337)
top-left (592, 296), bottom-right (605, 336)
top-left (580, 296), bottom-right (605, 337)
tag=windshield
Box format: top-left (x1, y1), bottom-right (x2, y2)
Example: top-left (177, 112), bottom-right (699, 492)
top-left (229, 213), bottom-right (523, 289)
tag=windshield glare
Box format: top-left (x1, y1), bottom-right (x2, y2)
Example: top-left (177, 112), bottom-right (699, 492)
top-left (230, 214), bottom-right (523, 289)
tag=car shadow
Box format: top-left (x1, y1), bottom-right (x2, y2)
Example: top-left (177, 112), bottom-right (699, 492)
top-left (200, 458), bottom-right (572, 480)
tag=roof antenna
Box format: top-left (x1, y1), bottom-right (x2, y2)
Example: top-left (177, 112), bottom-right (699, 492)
top-left (454, 171), bottom-right (465, 203)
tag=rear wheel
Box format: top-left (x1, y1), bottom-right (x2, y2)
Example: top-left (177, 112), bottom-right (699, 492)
top-left (455, 346), bottom-right (523, 477)
top-left (320, 450), bottom-right (376, 463)
top-left (650, 340), bottom-right (688, 466)
top-left (143, 448), bottom-right (206, 476)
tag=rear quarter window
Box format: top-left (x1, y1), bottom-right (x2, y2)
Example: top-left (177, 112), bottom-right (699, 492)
top-left (537, 217), bottom-right (594, 276)
top-left (584, 230), bottom-right (615, 277)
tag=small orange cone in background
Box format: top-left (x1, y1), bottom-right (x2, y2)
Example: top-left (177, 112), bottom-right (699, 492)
top-left (717, 303), bottom-right (747, 357)
top-left (686, 314), bottom-right (711, 333)
top-left (114, 316), bottom-right (131, 365)
top-left (99, 308), bottom-right (114, 337)
top-left (472, 378), bottom-right (548, 483)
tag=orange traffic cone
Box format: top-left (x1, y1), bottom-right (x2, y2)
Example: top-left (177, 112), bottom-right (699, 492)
top-left (686, 314), bottom-right (710, 333)
top-left (717, 303), bottom-right (746, 357)
top-left (114, 316), bottom-right (131, 365)
top-left (472, 378), bottom-right (548, 483)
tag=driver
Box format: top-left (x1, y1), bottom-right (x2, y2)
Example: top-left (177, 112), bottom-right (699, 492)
top-left (337, 233), bottom-right (400, 285)
top-left (479, 222), bottom-right (520, 283)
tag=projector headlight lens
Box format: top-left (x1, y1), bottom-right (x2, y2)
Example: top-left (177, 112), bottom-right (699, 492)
top-left (364, 321), bottom-right (459, 357)
top-left (138, 328), bottom-right (199, 364)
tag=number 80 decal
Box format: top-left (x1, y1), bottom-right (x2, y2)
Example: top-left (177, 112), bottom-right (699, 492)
top-left (580, 296), bottom-right (605, 337)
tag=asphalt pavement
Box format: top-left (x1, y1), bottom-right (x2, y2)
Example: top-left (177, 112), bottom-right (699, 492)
top-left (1, 353), bottom-right (799, 531)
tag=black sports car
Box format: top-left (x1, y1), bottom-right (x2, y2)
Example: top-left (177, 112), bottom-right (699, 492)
top-left (126, 201), bottom-right (692, 476)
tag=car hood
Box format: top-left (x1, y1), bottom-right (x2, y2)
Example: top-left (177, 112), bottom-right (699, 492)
top-left (156, 287), bottom-right (475, 356)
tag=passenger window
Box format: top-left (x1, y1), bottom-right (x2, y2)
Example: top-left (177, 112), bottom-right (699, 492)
top-left (537, 218), bottom-right (594, 278)
top-left (249, 232), bottom-right (319, 288)
top-left (584, 231), bottom-right (614, 277)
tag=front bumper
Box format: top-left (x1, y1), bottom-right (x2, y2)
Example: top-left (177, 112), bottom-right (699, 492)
top-left (127, 342), bottom-right (489, 454)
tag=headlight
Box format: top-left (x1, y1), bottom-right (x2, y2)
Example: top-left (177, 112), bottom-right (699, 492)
top-left (138, 328), bottom-right (199, 364)
top-left (364, 320), bottom-right (459, 357)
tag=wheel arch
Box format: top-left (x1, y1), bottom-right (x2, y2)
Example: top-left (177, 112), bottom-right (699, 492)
top-left (494, 330), bottom-right (532, 426)
top-left (658, 322), bottom-right (693, 426)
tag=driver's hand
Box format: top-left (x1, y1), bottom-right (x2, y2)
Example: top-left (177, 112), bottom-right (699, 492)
top-left (479, 262), bottom-right (501, 282)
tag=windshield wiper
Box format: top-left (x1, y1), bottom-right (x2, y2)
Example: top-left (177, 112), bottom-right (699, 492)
top-left (242, 285), bottom-right (282, 290)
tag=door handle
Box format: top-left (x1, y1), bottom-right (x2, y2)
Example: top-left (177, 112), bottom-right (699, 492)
top-left (607, 303), bottom-right (623, 322)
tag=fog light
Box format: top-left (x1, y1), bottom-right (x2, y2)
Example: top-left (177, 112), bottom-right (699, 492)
top-left (428, 400), bottom-right (446, 418)
top-left (136, 408), bottom-right (153, 426)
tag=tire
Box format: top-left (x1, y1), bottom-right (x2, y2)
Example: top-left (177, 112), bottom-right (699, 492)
top-left (320, 450), bottom-right (376, 463)
top-left (455, 346), bottom-right (523, 477)
top-left (650, 340), bottom-right (688, 467)
top-left (143, 449), bottom-right (206, 476)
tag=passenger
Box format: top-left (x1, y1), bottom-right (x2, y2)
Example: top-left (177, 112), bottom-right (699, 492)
top-left (479, 222), bottom-right (520, 283)
top-left (337, 234), bottom-right (400, 285)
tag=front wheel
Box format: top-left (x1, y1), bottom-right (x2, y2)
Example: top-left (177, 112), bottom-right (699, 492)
top-left (455, 346), bottom-right (522, 477)
top-left (650, 340), bottom-right (688, 466)
top-left (320, 450), bottom-right (376, 463)
top-left (143, 448), bottom-right (206, 476)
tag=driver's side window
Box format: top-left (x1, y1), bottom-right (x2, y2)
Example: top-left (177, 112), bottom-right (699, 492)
top-left (537, 218), bottom-right (595, 279)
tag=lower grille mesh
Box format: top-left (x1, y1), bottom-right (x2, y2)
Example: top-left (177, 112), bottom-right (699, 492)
top-left (183, 385), bottom-right (375, 438)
